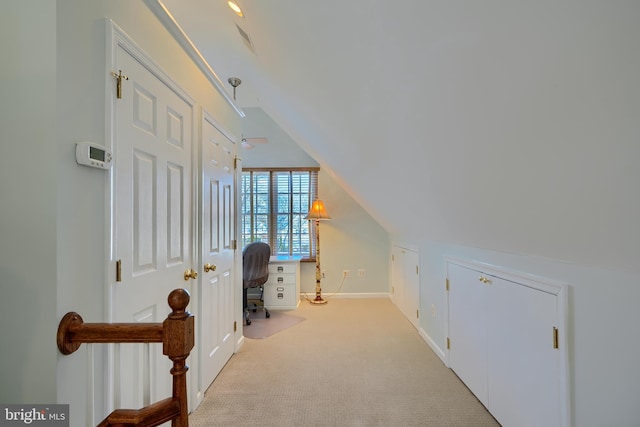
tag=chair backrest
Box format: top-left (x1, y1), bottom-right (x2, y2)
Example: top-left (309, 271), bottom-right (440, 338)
top-left (242, 242), bottom-right (271, 289)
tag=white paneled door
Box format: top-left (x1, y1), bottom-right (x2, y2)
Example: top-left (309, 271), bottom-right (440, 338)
top-left (391, 246), bottom-right (420, 329)
top-left (112, 39), bottom-right (194, 419)
top-left (402, 249), bottom-right (420, 329)
top-left (198, 112), bottom-right (236, 393)
top-left (486, 274), bottom-right (560, 427)
top-left (447, 259), bottom-right (568, 427)
top-left (390, 246), bottom-right (405, 312)
top-left (447, 262), bottom-right (489, 407)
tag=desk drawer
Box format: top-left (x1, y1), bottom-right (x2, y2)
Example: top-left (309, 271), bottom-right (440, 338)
top-left (269, 263), bottom-right (297, 275)
top-left (264, 283), bottom-right (296, 308)
top-left (267, 273), bottom-right (296, 286)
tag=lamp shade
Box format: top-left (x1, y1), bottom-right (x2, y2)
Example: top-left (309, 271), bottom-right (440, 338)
top-left (305, 199), bottom-right (331, 220)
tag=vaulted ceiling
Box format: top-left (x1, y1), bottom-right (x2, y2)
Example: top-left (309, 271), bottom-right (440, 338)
top-left (161, 0), bottom-right (640, 270)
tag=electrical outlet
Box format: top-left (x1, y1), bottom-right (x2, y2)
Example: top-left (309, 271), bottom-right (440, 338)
top-left (357, 269), bottom-right (366, 278)
top-left (343, 269), bottom-right (350, 278)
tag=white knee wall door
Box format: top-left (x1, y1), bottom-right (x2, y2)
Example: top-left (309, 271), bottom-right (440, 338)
top-left (446, 257), bottom-right (570, 427)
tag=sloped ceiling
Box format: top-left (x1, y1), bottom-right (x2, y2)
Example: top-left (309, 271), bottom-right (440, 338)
top-left (161, 0), bottom-right (640, 271)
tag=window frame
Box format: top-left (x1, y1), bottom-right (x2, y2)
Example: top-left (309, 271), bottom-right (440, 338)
top-left (242, 167), bottom-right (319, 261)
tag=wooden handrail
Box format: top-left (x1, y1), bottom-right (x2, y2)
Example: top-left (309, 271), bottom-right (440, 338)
top-left (96, 397), bottom-right (180, 427)
top-left (57, 288), bottom-right (194, 427)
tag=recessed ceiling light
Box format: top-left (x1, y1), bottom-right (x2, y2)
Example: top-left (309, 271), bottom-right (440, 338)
top-left (227, 1), bottom-right (244, 18)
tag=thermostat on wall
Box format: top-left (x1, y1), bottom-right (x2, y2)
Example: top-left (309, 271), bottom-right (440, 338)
top-left (76, 141), bottom-right (112, 170)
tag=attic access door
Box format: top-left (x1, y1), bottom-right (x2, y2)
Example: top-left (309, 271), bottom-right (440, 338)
top-left (111, 30), bottom-right (194, 417)
top-left (447, 259), bottom-right (569, 427)
top-left (391, 245), bottom-right (420, 329)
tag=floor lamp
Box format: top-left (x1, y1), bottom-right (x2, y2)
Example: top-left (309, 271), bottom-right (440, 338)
top-left (305, 199), bottom-right (331, 305)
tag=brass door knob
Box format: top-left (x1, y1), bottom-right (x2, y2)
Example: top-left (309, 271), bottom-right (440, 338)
top-left (184, 269), bottom-right (198, 281)
top-left (204, 263), bottom-right (217, 273)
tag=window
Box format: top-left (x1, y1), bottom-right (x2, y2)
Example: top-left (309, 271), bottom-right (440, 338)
top-left (241, 168), bottom-right (319, 261)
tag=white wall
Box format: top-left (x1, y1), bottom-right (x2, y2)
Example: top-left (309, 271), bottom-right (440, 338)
top-left (0, 1), bottom-right (57, 404)
top-left (266, 1), bottom-right (640, 275)
top-left (314, 169), bottom-right (389, 297)
top-left (241, 108), bottom-right (389, 297)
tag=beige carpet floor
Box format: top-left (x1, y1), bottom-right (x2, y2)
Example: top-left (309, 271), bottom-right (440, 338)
top-left (190, 298), bottom-right (500, 426)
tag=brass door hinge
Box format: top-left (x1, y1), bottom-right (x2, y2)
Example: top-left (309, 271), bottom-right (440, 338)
top-left (116, 259), bottom-right (122, 282)
top-left (446, 278), bottom-right (450, 291)
top-left (447, 337), bottom-right (451, 350)
top-left (416, 265), bottom-right (419, 275)
top-left (416, 309), bottom-right (419, 319)
top-left (553, 327), bottom-right (559, 349)
top-left (234, 321), bottom-right (237, 332)
top-left (111, 69), bottom-right (129, 99)
top-left (231, 239), bottom-right (237, 250)
top-left (234, 156), bottom-right (243, 170)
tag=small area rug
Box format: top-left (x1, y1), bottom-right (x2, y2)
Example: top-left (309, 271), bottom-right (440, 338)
top-left (243, 311), bottom-right (305, 339)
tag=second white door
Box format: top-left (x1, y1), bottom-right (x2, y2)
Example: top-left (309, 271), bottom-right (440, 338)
top-left (198, 112), bottom-right (236, 394)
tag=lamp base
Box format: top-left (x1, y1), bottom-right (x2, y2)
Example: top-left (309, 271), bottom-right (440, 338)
top-left (309, 296), bottom-right (328, 305)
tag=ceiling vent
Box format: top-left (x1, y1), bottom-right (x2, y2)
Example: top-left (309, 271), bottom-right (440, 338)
top-left (236, 24), bottom-right (256, 53)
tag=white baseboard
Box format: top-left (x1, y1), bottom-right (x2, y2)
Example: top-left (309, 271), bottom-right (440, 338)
top-left (236, 334), bottom-right (245, 350)
top-left (300, 292), bottom-right (391, 300)
top-left (419, 327), bottom-right (449, 368)
top-left (191, 390), bottom-right (204, 413)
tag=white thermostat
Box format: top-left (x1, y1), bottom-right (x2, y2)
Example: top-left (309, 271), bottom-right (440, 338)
top-left (76, 141), bottom-right (112, 170)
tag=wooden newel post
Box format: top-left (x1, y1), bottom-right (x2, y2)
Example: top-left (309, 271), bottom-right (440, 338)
top-left (163, 289), bottom-right (194, 427)
top-left (57, 289), bottom-right (195, 427)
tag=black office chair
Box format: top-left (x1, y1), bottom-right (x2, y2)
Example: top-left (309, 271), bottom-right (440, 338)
top-left (243, 241), bottom-right (271, 325)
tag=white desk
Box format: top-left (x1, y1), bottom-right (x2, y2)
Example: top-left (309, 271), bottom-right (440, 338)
top-left (263, 255), bottom-right (301, 310)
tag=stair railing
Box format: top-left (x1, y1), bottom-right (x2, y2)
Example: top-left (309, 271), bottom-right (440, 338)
top-left (57, 288), bottom-right (194, 427)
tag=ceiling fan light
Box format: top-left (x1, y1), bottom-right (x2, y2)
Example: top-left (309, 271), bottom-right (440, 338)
top-left (227, 1), bottom-right (244, 17)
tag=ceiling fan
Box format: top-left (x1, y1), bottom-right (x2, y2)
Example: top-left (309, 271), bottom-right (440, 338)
top-left (241, 136), bottom-right (268, 150)
top-left (227, 77), bottom-right (269, 150)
